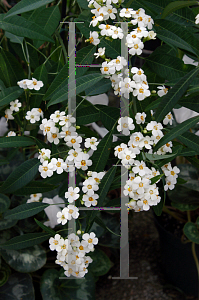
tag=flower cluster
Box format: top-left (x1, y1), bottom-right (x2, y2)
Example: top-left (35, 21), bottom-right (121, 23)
top-left (49, 232), bottom-right (98, 278)
top-left (82, 171), bottom-right (106, 207)
top-left (17, 78), bottom-right (44, 91)
top-left (114, 112), bottom-right (179, 211)
top-left (5, 99), bottom-right (22, 121)
top-left (25, 108), bottom-right (43, 124)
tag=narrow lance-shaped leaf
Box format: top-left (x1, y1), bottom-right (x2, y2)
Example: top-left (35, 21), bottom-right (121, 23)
top-left (177, 132), bottom-right (199, 153)
top-left (47, 73), bottom-right (104, 107)
top-left (154, 116), bottom-right (199, 152)
top-left (34, 218), bottom-right (56, 236)
top-left (4, 202), bottom-right (49, 220)
top-left (0, 14), bottom-right (54, 42)
top-left (0, 158), bottom-right (40, 193)
top-left (0, 136), bottom-right (36, 148)
top-left (155, 67), bottom-right (199, 122)
top-left (0, 232), bottom-right (51, 250)
top-left (0, 86), bottom-right (23, 108)
top-left (5, 0), bottom-right (55, 18)
top-left (161, 1), bottom-right (199, 19)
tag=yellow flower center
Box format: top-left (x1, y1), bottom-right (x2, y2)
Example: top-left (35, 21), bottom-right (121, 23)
top-left (88, 238), bottom-right (93, 243)
top-left (134, 44), bottom-right (139, 49)
top-left (139, 87), bottom-right (144, 93)
top-left (139, 182), bottom-right (143, 187)
top-left (87, 184), bottom-right (92, 189)
top-left (52, 134), bottom-right (57, 138)
top-left (43, 166), bottom-right (48, 171)
top-left (104, 67), bottom-right (109, 72)
top-left (89, 197), bottom-right (93, 201)
top-left (56, 162), bottom-right (61, 167)
top-left (81, 160), bottom-right (86, 166)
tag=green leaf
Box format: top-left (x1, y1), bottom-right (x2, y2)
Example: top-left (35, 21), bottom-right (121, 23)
top-left (0, 194), bottom-right (10, 214)
top-left (0, 49), bottom-right (25, 87)
top-left (154, 116), bottom-right (199, 152)
top-left (154, 19), bottom-right (199, 57)
top-left (97, 105), bottom-right (120, 132)
top-left (179, 94), bottom-right (199, 113)
top-left (183, 222), bottom-right (199, 244)
top-left (4, 202), bottom-right (49, 220)
top-left (31, 6), bottom-right (60, 49)
top-left (89, 130), bottom-right (113, 172)
top-left (85, 78), bottom-right (111, 96)
top-left (0, 86), bottom-right (23, 108)
top-left (0, 232), bottom-right (51, 250)
top-left (47, 73), bottom-right (104, 107)
top-left (77, 105), bottom-right (100, 125)
top-left (34, 218), bottom-right (56, 236)
top-left (155, 67), bottom-right (199, 122)
top-left (150, 174), bottom-right (164, 185)
top-left (0, 158), bottom-right (40, 193)
top-left (171, 202), bottom-right (198, 211)
top-left (0, 136), bottom-right (36, 148)
top-left (44, 63), bottom-right (68, 100)
top-left (75, 10), bottom-right (93, 39)
top-left (145, 52), bottom-right (194, 82)
top-left (156, 145), bottom-right (183, 168)
top-left (100, 36), bottom-right (121, 59)
top-left (77, 0), bottom-right (91, 9)
top-left (89, 248), bottom-right (113, 277)
top-left (5, 0), bottom-right (54, 18)
top-left (152, 196), bottom-right (164, 216)
top-left (161, 1), bottom-right (198, 19)
top-left (30, 64), bottom-right (48, 108)
top-left (41, 269), bottom-right (96, 300)
top-left (177, 132), bottom-right (199, 153)
top-left (0, 14), bottom-right (54, 42)
top-left (0, 273), bottom-right (35, 300)
top-left (13, 181), bottom-right (57, 195)
top-left (76, 44), bottom-right (97, 77)
top-left (144, 152), bottom-right (177, 161)
top-left (94, 216), bottom-right (120, 237)
top-left (5, 31), bottom-right (23, 44)
top-left (168, 185), bottom-right (199, 204)
top-left (0, 245), bottom-right (46, 272)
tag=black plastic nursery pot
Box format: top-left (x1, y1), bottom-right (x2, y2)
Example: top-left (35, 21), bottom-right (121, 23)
top-left (154, 213), bottom-right (199, 297)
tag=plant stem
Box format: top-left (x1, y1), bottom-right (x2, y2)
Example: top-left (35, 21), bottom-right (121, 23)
top-left (187, 210), bottom-right (191, 222)
top-left (24, 41), bottom-right (31, 79)
top-left (162, 206), bottom-right (187, 223)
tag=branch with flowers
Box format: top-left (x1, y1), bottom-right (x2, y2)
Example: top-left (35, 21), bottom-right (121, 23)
top-left (0, 0), bottom-right (199, 298)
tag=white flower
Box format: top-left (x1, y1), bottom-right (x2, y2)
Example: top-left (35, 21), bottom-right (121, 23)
top-left (112, 56), bottom-right (127, 71)
top-left (132, 176), bottom-right (150, 194)
top-left (82, 232), bottom-right (98, 249)
top-left (157, 85), bottom-right (168, 97)
top-left (47, 127), bottom-right (60, 145)
top-left (39, 161), bottom-right (54, 178)
top-left (139, 136), bottom-right (153, 150)
top-left (48, 158), bottom-right (67, 174)
top-left (57, 207), bottom-right (70, 225)
top-left (114, 143), bottom-right (128, 157)
top-left (26, 78), bottom-right (44, 90)
top-left (164, 166), bottom-right (180, 181)
top-left (119, 148), bottom-right (136, 166)
top-left (65, 187), bottom-right (80, 203)
top-left (25, 108), bottom-right (41, 124)
top-left (133, 83), bottom-right (150, 101)
top-left (28, 193), bottom-right (42, 202)
top-left (59, 114), bottom-right (76, 127)
top-left (50, 110), bottom-right (65, 123)
top-left (88, 31), bottom-right (100, 45)
top-left (119, 8), bottom-right (135, 18)
top-left (17, 79), bottom-right (29, 89)
top-left (119, 78), bottom-right (136, 98)
top-left (6, 131), bottom-right (16, 137)
top-left (40, 119), bottom-right (55, 136)
top-left (148, 30), bottom-right (156, 40)
top-left (99, 24), bottom-right (113, 36)
top-left (130, 132), bottom-right (144, 147)
top-left (67, 204), bottom-right (79, 220)
top-left (137, 198), bottom-right (150, 211)
top-left (162, 141), bottom-right (172, 153)
top-left (146, 121), bottom-right (163, 137)
top-left (109, 25), bottom-right (124, 39)
top-left (135, 112), bottom-right (146, 124)
top-left (132, 26), bottom-right (148, 38)
top-left (94, 47), bottom-right (105, 58)
top-left (131, 67), bottom-right (146, 82)
top-left (117, 116), bottom-right (135, 135)
top-left (10, 99), bottom-right (22, 112)
top-left (100, 61), bottom-right (116, 77)
top-left (84, 137), bottom-right (99, 150)
top-left (163, 112), bottom-right (173, 125)
top-left (5, 108), bottom-right (14, 120)
top-left (65, 134), bottom-right (82, 149)
top-left (164, 177), bottom-right (177, 191)
top-left (82, 178), bottom-right (99, 195)
top-left (74, 152), bottom-right (92, 171)
top-left (49, 234), bottom-right (62, 251)
top-left (132, 160), bottom-right (150, 176)
top-left (106, 5), bottom-right (117, 19)
top-left (38, 148), bottom-right (51, 163)
top-left (82, 193), bottom-right (99, 207)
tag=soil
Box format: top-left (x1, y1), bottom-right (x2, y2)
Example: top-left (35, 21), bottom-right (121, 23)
top-left (95, 209), bottom-right (198, 300)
